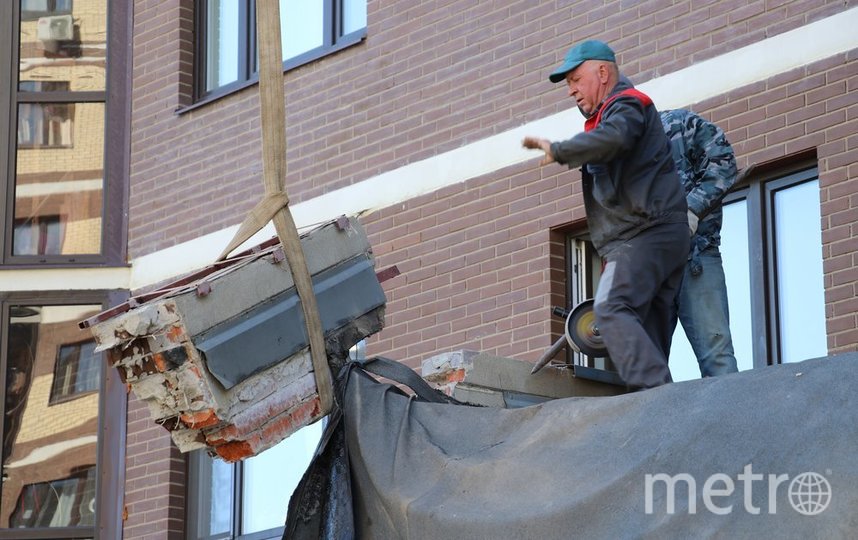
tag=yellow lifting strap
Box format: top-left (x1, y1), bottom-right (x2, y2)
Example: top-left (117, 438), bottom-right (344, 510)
top-left (219, 0), bottom-right (334, 415)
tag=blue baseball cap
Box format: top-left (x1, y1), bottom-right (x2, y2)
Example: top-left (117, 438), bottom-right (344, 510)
top-left (548, 40), bottom-right (616, 83)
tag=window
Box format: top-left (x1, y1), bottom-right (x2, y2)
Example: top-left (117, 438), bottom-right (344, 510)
top-left (17, 102), bottom-right (73, 148)
top-left (13, 215), bottom-right (62, 255)
top-left (19, 0), bottom-right (72, 21)
top-left (195, 0), bottom-right (367, 101)
top-left (186, 421), bottom-right (323, 540)
top-left (565, 165), bottom-right (827, 380)
top-left (9, 466), bottom-right (95, 528)
top-left (669, 166), bottom-right (826, 379)
top-left (1, 0), bottom-right (127, 266)
top-left (734, 167), bottom-right (826, 363)
top-left (49, 338), bottom-right (99, 403)
top-left (564, 236), bottom-right (613, 371)
top-left (0, 294), bottom-right (126, 539)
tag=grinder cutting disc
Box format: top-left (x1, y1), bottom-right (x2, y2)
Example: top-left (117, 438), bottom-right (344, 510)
top-left (564, 299), bottom-right (608, 357)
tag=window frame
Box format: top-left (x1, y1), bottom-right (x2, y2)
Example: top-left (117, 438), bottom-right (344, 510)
top-left (562, 160), bottom-right (823, 373)
top-left (186, 413), bottom-right (329, 540)
top-left (0, 289), bottom-right (127, 540)
top-left (0, 0), bottom-right (129, 268)
top-left (723, 162), bottom-right (821, 368)
top-left (564, 235), bottom-right (603, 369)
top-left (48, 337), bottom-right (99, 405)
top-left (9, 465), bottom-right (96, 529)
top-left (185, 450), bottom-right (287, 540)
top-left (189, 0), bottom-right (367, 109)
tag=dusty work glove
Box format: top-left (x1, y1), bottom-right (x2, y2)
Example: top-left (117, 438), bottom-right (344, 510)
top-left (687, 210), bottom-right (699, 237)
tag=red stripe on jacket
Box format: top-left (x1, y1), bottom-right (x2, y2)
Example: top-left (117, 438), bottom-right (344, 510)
top-left (584, 89), bottom-right (653, 132)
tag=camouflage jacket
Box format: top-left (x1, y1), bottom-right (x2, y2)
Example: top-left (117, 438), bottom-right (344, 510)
top-left (660, 109), bottom-right (737, 256)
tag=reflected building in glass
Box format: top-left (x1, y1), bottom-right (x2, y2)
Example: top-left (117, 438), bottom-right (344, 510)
top-left (1, 0), bottom-right (107, 532)
top-left (14, 0), bottom-right (106, 257)
top-left (2, 304), bottom-right (101, 528)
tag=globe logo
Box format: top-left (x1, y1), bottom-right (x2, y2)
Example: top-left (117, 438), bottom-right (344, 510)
top-left (788, 472), bottom-right (831, 516)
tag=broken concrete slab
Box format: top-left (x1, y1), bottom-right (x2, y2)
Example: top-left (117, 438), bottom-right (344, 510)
top-left (81, 216), bottom-right (387, 461)
top-left (422, 350), bottom-right (627, 407)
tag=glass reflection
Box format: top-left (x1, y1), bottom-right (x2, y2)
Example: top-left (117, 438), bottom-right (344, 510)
top-left (670, 199), bottom-right (752, 380)
top-left (18, 0), bottom-right (106, 92)
top-left (343, 0), bottom-right (367, 35)
top-left (14, 102), bottom-right (104, 256)
top-left (205, 0), bottom-right (241, 91)
top-left (721, 199), bottom-right (752, 372)
top-left (2, 305), bottom-right (102, 528)
top-left (279, 0), bottom-right (323, 60)
top-left (204, 456), bottom-right (233, 536)
top-left (774, 179), bottom-right (827, 363)
top-left (15, 0), bottom-right (107, 258)
top-left (241, 421), bottom-right (321, 534)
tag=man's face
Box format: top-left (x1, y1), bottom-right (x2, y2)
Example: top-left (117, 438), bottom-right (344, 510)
top-left (565, 61), bottom-right (605, 116)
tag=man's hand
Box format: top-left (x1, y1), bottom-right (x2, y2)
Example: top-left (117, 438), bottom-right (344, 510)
top-left (687, 210), bottom-right (699, 236)
top-left (522, 137), bottom-right (555, 166)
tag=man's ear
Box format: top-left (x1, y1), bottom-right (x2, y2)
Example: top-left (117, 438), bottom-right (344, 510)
top-left (598, 63), bottom-right (610, 83)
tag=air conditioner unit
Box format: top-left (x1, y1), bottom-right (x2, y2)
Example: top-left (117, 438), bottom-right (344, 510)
top-left (37, 15), bottom-right (73, 42)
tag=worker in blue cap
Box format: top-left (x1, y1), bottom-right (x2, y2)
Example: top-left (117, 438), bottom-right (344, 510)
top-left (523, 40), bottom-right (689, 390)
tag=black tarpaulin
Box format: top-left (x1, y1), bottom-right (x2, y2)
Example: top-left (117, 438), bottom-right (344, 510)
top-left (286, 354), bottom-right (858, 539)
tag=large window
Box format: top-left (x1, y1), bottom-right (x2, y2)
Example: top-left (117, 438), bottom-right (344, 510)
top-left (186, 421), bottom-right (323, 540)
top-left (565, 166), bottom-right (827, 381)
top-left (669, 166), bottom-right (826, 379)
top-left (195, 0), bottom-right (367, 101)
top-left (0, 294), bottom-right (126, 539)
top-left (1, 0), bottom-right (127, 266)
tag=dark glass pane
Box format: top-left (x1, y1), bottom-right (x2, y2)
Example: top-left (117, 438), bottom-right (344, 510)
top-left (13, 102), bottom-right (104, 256)
top-left (2, 305), bottom-right (101, 528)
top-left (18, 80), bottom-right (69, 92)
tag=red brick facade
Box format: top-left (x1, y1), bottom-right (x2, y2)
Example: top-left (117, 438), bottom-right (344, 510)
top-left (122, 1), bottom-right (857, 539)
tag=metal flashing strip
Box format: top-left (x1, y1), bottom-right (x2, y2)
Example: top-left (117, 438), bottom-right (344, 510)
top-left (572, 364), bottom-right (626, 387)
top-left (196, 254), bottom-right (386, 389)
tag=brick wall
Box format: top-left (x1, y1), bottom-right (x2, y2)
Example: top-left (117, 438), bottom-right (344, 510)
top-left (361, 47), bottom-right (858, 367)
top-left (127, 0), bottom-right (852, 259)
top-left (124, 395), bottom-right (186, 540)
top-left (699, 50), bottom-right (858, 353)
top-left (124, 1), bottom-right (856, 539)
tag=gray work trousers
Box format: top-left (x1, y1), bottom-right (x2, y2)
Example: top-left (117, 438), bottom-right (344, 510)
top-left (593, 222), bottom-right (689, 389)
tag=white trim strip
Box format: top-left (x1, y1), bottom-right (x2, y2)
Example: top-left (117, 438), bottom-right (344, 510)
top-left (4, 7), bottom-right (857, 293)
top-left (17, 178), bottom-right (102, 196)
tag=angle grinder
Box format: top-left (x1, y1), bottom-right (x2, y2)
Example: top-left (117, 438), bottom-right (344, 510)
top-left (563, 299), bottom-right (607, 357)
top-left (530, 299), bottom-right (608, 374)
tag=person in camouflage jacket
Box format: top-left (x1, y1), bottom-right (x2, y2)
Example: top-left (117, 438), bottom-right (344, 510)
top-left (660, 109), bottom-right (739, 377)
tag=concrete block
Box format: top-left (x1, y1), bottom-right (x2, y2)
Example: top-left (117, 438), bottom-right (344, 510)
top-left (82, 216), bottom-right (386, 461)
top-left (421, 350), bottom-right (627, 406)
